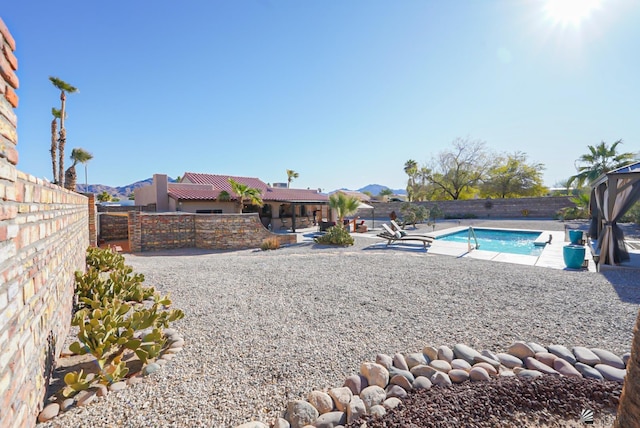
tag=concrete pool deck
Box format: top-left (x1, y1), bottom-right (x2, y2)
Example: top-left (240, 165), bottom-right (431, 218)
top-left (287, 218), bottom-right (640, 272)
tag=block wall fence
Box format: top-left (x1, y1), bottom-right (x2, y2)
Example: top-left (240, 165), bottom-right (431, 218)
top-left (128, 212), bottom-right (296, 252)
top-left (0, 17), bottom-right (91, 427)
top-left (371, 196), bottom-right (575, 220)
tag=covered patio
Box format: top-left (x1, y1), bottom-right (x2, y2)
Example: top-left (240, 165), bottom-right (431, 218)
top-left (589, 160), bottom-right (640, 269)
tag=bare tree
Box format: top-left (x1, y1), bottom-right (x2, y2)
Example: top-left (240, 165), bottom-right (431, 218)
top-left (426, 137), bottom-right (490, 200)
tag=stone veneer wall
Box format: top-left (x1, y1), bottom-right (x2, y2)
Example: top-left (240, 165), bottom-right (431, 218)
top-left (0, 18), bottom-right (90, 427)
top-left (129, 212), bottom-right (296, 252)
top-left (371, 196), bottom-right (575, 220)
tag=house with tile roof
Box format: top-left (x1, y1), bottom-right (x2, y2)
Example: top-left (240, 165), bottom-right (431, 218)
top-left (135, 173), bottom-right (330, 230)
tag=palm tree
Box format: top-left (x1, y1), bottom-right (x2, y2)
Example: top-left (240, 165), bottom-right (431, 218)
top-left (50, 108), bottom-right (61, 183)
top-left (614, 310), bottom-right (640, 427)
top-left (227, 178), bottom-right (263, 213)
top-left (49, 76), bottom-right (78, 188)
top-left (65, 148), bottom-right (93, 192)
top-left (97, 191), bottom-right (112, 203)
top-left (286, 169), bottom-right (299, 188)
top-left (404, 160), bottom-right (418, 201)
top-left (568, 140), bottom-right (637, 189)
top-left (329, 192), bottom-right (360, 227)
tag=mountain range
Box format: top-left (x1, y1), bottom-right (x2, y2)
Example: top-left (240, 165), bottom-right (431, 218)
top-left (77, 179), bottom-right (406, 200)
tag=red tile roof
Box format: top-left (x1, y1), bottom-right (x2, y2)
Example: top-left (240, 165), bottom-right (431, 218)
top-left (182, 172), bottom-right (268, 192)
top-left (168, 184), bottom-right (222, 200)
top-left (172, 173), bottom-right (328, 203)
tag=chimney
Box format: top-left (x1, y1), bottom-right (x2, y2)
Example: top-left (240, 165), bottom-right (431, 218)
top-left (154, 174), bottom-right (169, 211)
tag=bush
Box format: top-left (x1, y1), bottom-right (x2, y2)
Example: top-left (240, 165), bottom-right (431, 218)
top-left (400, 203), bottom-right (429, 227)
top-left (261, 237), bottom-right (281, 251)
top-left (314, 225), bottom-right (354, 246)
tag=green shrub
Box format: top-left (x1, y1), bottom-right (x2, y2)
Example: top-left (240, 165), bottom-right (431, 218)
top-left (261, 237), bottom-right (280, 251)
top-left (314, 225), bottom-right (354, 246)
top-left (400, 203), bottom-right (429, 227)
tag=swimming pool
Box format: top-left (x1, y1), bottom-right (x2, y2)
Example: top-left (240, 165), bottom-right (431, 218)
top-left (436, 228), bottom-right (545, 256)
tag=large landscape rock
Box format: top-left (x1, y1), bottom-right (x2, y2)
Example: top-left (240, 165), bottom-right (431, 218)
top-left (360, 362), bottom-right (389, 388)
top-left (286, 400), bottom-right (319, 428)
top-left (453, 344), bottom-right (482, 365)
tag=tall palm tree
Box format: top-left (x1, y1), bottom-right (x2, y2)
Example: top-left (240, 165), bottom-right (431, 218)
top-left (65, 148), bottom-right (93, 192)
top-left (568, 140), bottom-right (637, 189)
top-left (614, 310), bottom-right (640, 427)
top-left (404, 160), bottom-right (418, 201)
top-left (329, 192), bottom-right (360, 227)
top-left (50, 108), bottom-right (61, 184)
top-left (227, 178), bottom-right (263, 213)
top-left (286, 169), bottom-right (299, 188)
top-left (49, 76), bottom-right (78, 188)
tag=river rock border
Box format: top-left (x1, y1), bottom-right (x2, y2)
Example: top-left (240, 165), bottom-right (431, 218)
top-left (235, 341), bottom-right (630, 428)
top-left (36, 329), bottom-right (185, 423)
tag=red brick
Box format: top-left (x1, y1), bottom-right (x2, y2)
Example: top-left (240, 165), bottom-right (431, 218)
top-left (4, 86), bottom-right (17, 108)
top-left (0, 54), bottom-right (18, 90)
top-left (0, 18), bottom-right (16, 52)
top-left (3, 45), bottom-right (17, 71)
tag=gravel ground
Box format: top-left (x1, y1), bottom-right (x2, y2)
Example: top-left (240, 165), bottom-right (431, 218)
top-left (41, 220), bottom-right (640, 428)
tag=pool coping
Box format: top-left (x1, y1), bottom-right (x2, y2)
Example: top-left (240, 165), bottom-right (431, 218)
top-left (426, 226), bottom-right (597, 272)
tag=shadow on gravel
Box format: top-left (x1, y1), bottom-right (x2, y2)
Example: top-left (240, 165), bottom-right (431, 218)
top-left (361, 243), bottom-right (428, 253)
top-left (602, 267), bottom-right (640, 304)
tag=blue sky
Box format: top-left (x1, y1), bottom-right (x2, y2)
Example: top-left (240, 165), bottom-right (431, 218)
top-left (3, 0), bottom-right (639, 192)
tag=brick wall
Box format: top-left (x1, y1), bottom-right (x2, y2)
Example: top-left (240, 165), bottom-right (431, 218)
top-left (129, 212), bottom-right (296, 252)
top-left (0, 18), bottom-right (90, 427)
top-left (371, 196), bottom-right (575, 220)
top-left (98, 206), bottom-right (142, 242)
top-left (99, 214), bottom-right (130, 241)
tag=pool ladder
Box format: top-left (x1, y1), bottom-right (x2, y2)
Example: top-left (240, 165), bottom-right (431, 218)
top-left (468, 226), bottom-right (479, 251)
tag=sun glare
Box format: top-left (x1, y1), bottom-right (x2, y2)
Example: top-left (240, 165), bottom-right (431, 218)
top-left (544, 0), bottom-right (602, 27)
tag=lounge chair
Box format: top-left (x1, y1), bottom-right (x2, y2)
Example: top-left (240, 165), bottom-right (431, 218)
top-left (390, 219), bottom-right (404, 232)
top-left (377, 224), bottom-right (433, 249)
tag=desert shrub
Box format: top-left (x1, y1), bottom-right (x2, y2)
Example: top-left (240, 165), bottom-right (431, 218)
top-left (314, 225), bottom-right (354, 246)
top-left (400, 203), bottom-right (429, 227)
top-left (261, 237), bottom-right (280, 251)
top-left (559, 191), bottom-right (590, 220)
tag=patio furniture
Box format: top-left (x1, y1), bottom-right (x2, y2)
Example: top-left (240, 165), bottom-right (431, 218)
top-left (377, 224), bottom-right (433, 249)
top-left (279, 217), bottom-right (289, 230)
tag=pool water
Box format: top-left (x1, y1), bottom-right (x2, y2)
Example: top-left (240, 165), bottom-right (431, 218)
top-left (436, 228), bottom-right (545, 256)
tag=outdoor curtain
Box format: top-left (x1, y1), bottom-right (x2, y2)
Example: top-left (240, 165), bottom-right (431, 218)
top-left (594, 177), bottom-right (640, 265)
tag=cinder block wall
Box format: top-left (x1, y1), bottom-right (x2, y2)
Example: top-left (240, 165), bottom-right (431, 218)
top-left (129, 212), bottom-right (296, 252)
top-left (372, 196), bottom-right (574, 219)
top-left (0, 17), bottom-right (90, 427)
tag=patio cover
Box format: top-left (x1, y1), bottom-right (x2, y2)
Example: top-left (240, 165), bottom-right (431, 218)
top-left (588, 161), bottom-right (640, 266)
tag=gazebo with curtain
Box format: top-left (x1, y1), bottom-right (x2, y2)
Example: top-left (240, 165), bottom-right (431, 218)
top-left (588, 161), bottom-right (640, 266)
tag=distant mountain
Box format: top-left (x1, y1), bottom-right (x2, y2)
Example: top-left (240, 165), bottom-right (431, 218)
top-left (77, 177), bottom-right (176, 200)
top-left (357, 184), bottom-right (406, 196)
top-left (79, 178), bottom-right (402, 201)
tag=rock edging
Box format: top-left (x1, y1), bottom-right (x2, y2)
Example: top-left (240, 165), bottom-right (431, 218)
top-left (235, 341), bottom-right (630, 428)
